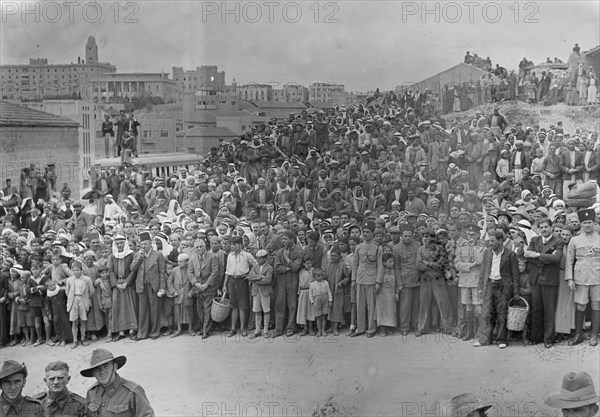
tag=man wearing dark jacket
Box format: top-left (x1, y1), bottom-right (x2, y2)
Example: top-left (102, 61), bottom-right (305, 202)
top-left (524, 218), bottom-right (563, 348)
top-left (473, 230), bottom-right (520, 349)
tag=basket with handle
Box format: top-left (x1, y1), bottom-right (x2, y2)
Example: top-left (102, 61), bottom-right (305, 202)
top-left (507, 296), bottom-right (529, 331)
top-left (210, 287), bottom-right (231, 322)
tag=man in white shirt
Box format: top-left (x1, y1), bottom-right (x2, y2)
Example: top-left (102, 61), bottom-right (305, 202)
top-left (474, 231), bottom-right (520, 349)
top-left (224, 236), bottom-right (257, 337)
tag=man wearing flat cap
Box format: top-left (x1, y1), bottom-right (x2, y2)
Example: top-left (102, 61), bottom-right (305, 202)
top-left (0, 360), bottom-right (43, 415)
top-left (351, 220), bottom-right (383, 338)
top-left (34, 361), bottom-right (84, 416)
top-left (82, 349), bottom-right (154, 416)
top-left (565, 209), bottom-right (600, 346)
top-left (545, 371), bottom-right (599, 416)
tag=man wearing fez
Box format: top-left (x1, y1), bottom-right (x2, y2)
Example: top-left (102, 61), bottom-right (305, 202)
top-left (129, 231), bottom-right (166, 341)
top-left (565, 209), bottom-right (600, 346)
top-left (81, 349), bottom-right (154, 416)
top-left (0, 360), bottom-right (43, 415)
top-left (34, 361), bottom-right (85, 416)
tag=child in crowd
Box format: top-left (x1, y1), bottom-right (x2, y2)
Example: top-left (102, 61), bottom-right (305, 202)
top-left (27, 260), bottom-right (52, 346)
top-left (96, 264), bottom-right (114, 342)
top-left (297, 256), bottom-right (315, 336)
top-left (43, 254), bottom-right (71, 284)
top-left (324, 245), bottom-right (349, 336)
top-left (82, 251), bottom-right (104, 342)
top-left (346, 237), bottom-right (359, 336)
top-left (162, 260), bottom-right (175, 337)
top-left (248, 249), bottom-right (273, 338)
top-left (16, 266), bottom-right (33, 345)
top-left (309, 268), bottom-right (332, 337)
top-left (45, 278), bottom-right (71, 346)
top-left (65, 261), bottom-right (95, 348)
top-left (376, 253), bottom-right (399, 336)
top-left (530, 148), bottom-right (545, 177)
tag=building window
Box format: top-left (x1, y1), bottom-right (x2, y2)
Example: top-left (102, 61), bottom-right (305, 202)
top-left (160, 130), bottom-right (168, 137)
top-left (143, 130), bottom-right (149, 138)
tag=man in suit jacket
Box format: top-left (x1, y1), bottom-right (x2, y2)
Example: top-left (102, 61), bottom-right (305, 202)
top-left (130, 231), bottom-right (166, 340)
top-left (250, 178), bottom-right (274, 219)
top-left (474, 230), bottom-right (520, 349)
top-left (559, 138), bottom-right (585, 197)
top-left (188, 239), bottom-right (219, 338)
top-left (524, 218), bottom-right (563, 347)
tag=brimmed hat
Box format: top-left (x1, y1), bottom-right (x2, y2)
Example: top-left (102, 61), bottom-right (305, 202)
top-left (80, 349), bottom-right (127, 377)
top-left (545, 371), bottom-right (600, 409)
top-left (0, 360), bottom-right (28, 382)
top-left (446, 393), bottom-right (492, 417)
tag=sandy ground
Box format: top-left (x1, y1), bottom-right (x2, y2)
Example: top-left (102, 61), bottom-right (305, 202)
top-left (2, 330), bottom-right (598, 416)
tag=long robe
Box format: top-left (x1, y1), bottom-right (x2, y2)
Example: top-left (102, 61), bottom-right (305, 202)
top-left (108, 253), bottom-right (138, 333)
top-left (82, 263), bottom-right (104, 331)
top-left (464, 140), bottom-right (485, 189)
top-left (324, 259), bottom-right (348, 323)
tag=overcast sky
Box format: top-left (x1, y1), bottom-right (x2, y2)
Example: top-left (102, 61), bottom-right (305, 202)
top-left (1, 1), bottom-right (598, 91)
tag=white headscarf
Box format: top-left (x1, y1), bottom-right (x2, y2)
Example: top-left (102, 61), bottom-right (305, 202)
top-left (112, 237), bottom-right (133, 259)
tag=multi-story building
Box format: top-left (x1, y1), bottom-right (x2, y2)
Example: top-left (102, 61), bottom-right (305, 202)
top-left (89, 73), bottom-right (176, 104)
top-left (137, 112), bottom-right (177, 154)
top-left (34, 101), bottom-right (95, 191)
top-left (0, 101), bottom-right (81, 198)
top-left (273, 84), bottom-right (309, 102)
top-left (0, 36), bottom-right (116, 102)
top-left (237, 83), bottom-right (274, 102)
top-left (308, 82), bottom-right (346, 102)
top-left (172, 65), bottom-right (226, 96)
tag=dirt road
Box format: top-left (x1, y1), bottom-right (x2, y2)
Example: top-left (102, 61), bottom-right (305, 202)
top-left (3, 332), bottom-right (598, 416)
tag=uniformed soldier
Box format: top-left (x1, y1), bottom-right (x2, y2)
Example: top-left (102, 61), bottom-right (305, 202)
top-left (565, 209), bottom-right (600, 347)
top-left (0, 360), bottom-right (43, 416)
top-left (81, 349), bottom-right (154, 417)
top-left (455, 224), bottom-right (486, 341)
top-left (351, 220), bottom-right (384, 338)
top-left (35, 361), bottom-right (85, 417)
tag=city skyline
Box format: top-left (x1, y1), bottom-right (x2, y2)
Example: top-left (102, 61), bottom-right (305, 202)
top-left (1, 1), bottom-right (598, 91)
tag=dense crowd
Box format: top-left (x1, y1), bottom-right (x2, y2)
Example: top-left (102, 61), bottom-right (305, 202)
top-left (1, 101), bottom-right (599, 353)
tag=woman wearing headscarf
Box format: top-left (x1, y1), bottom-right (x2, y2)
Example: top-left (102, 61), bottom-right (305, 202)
top-left (315, 188), bottom-right (334, 218)
top-left (107, 235), bottom-right (138, 341)
top-left (323, 244), bottom-right (349, 336)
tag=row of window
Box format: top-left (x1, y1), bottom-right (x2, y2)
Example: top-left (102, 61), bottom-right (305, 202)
top-left (3, 67), bottom-right (99, 73)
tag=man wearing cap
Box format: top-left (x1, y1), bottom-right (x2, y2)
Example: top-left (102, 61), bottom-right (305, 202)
top-left (455, 224), bottom-right (486, 341)
top-left (565, 209), bottom-right (600, 346)
top-left (524, 217), bottom-right (563, 348)
top-left (129, 231), bottom-right (166, 341)
top-left (474, 231), bottom-right (520, 349)
top-left (273, 231), bottom-right (304, 337)
top-left (0, 360), bottom-right (43, 415)
top-left (351, 220), bottom-right (383, 338)
top-left (81, 349), bottom-right (154, 416)
top-left (224, 236), bottom-right (258, 337)
top-left (545, 371), bottom-right (599, 416)
top-left (393, 224), bottom-right (421, 335)
top-left (34, 361), bottom-right (85, 416)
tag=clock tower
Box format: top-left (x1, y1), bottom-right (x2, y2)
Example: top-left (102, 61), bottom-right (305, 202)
top-left (85, 36), bottom-right (98, 64)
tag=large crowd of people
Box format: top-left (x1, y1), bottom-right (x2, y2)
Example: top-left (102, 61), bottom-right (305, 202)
top-left (1, 100), bottom-right (599, 355)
